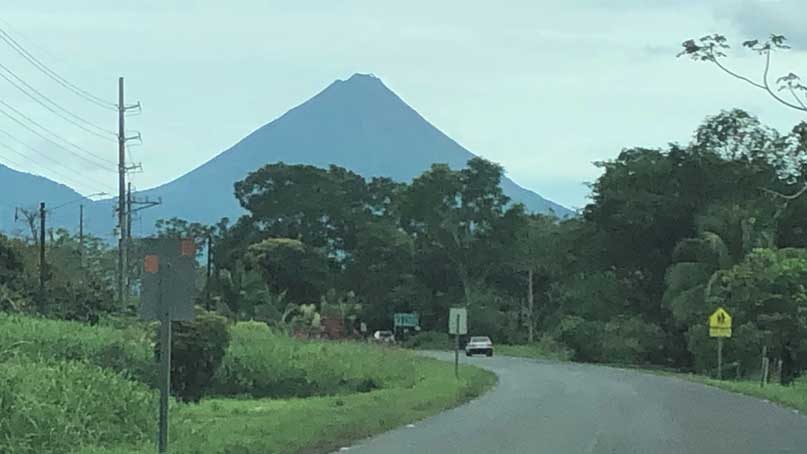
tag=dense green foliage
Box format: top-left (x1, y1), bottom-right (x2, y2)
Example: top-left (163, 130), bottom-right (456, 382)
top-left (154, 309), bottom-right (231, 402)
top-left (0, 312), bottom-right (155, 385)
top-left (4, 103), bottom-right (807, 386)
top-left (210, 321), bottom-right (416, 398)
top-left (0, 358), bottom-right (155, 454)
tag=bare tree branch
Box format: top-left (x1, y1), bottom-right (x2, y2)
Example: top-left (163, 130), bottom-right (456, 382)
top-left (710, 53), bottom-right (766, 90)
top-left (787, 86), bottom-right (807, 110)
top-left (761, 50), bottom-right (807, 112)
top-left (760, 182), bottom-right (807, 200)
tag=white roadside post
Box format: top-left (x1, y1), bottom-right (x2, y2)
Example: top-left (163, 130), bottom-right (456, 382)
top-left (448, 307), bottom-right (468, 379)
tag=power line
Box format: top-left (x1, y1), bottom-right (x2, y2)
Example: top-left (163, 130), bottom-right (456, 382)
top-left (0, 140), bottom-right (113, 194)
top-left (0, 150), bottom-right (27, 170)
top-left (0, 25), bottom-right (116, 110)
top-left (0, 100), bottom-right (116, 170)
top-left (0, 61), bottom-right (116, 140)
top-left (0, 129), bottom-right (116, 192)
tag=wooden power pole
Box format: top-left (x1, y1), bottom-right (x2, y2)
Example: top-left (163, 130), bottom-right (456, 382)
top-left (117, 77), bottom-right (126, 308)
top-left (78, 204), bottom-right (84, 266)
top-left (38, 202), bottom-right (46, 314)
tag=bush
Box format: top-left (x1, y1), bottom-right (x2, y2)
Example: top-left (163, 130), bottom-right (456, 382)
top-left (46, 277), bottom-right (116, 324)
top-left (0, 313), bottom-right (156, 385)
top-left (0, 358), bottom-right (154, 454)
top-left (154, 308), bottom-right (231, 403)
top-left (687, 322), bottom-right (767, 377)
top-left (211, 321), bottom-right (416, 398)
top-left (401, 331), bottom-right (453, 350)
top-left (551, 315), bottom-right (605, 362)
top-left (601, 315), bottom-right (665, 365)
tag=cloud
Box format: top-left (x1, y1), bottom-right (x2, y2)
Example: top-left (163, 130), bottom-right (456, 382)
top-left (714, 0), bottom-right (807, 49)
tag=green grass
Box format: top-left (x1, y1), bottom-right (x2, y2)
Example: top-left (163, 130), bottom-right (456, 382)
top-left (672, 374), bottom-right (807, 413)
top-left (611, 362), bottom-right (807, 414)
top-left (78, 357), bottom-right (496, 454)
top-left (0, 312), bottom-right (156, 386)
top-left (211, 321), bottom-right (420, 398)
top-left (494, 338), bottom-right (573, 361)
top-left (0, 358), bottom-right (156, 454)
top-left (2, 315), bottom-right (497, 454)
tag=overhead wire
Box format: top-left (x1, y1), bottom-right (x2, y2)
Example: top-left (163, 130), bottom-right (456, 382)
top-left (0, 100), bottom-right (116, 170)
top-left (0, 61), bottom-right (116, 141)
top-left (0, 25), bottom-right (117, 111)
top-left (0, 141), bottom-right (112, 194)
top-left (0, 128), bottom-right (116, 193)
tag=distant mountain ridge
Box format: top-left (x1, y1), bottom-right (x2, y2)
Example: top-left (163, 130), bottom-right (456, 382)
top-left (1, 73), bottom-right (571, 238)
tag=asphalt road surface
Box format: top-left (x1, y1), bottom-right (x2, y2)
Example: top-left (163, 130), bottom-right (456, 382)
top-left (339, 352), bottom-right (807, 454)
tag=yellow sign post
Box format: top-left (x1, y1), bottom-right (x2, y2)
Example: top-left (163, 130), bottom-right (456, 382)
top-left (708, 307), bottom-right (732, 380)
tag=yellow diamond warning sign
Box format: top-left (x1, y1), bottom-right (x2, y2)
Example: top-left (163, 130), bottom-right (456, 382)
top-left (709, 307), bottom-right (732, 338)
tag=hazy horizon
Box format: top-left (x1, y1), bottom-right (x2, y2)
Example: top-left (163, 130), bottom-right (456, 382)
top-left (1, 1), bottom-right (806, 210)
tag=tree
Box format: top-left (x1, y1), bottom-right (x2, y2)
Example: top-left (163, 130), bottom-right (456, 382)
top-left (233, 163), bottom-right (373, 260)
top-left (0, 234), bottom-right (25, 290)
top-left (244, 238), bottom-right (331, 305)
top-left (709, 248), bottom-right (807, 384)
top-left (154, 217), bottom-right (214, 258)
top-left (663, 201), bottom-right (776, 332)
top-left (678, 34), bottom-right (806, 113)
top-left (400, 158), bottom-right (519, 307)
top-left (510, 214), bottom-right (562, 343)
top-left (344, 221), bottom-right (415, 329)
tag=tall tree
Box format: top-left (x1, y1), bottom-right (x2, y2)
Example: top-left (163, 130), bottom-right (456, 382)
top-left (678, 34), bottom-right (806, 114)
top-left (400, 158), bottom-right (518, 307)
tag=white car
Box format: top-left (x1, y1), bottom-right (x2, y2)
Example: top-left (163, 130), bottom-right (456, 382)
top-left (373, 330), bottom-right (395, 343)
top-left (465, 336), bottom-right (494, 357)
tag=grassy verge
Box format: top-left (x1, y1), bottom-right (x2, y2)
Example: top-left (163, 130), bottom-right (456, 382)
top-left (671, 373), bottom-right (807, 413)
top-left (607, 361), bottom-right (807, 414)
top-left (79, 357), bottom-right (496, 454)
top-left (495, 341), bottom-right (573, 362)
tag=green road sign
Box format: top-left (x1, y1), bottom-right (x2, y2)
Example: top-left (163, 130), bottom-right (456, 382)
top-left (394, 312), bottom-right (419, 328)
top-left (139, 237), bottom-right (197, 321)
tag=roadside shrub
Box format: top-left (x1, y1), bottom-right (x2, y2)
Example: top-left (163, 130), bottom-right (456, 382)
top-left (551, 315), bottom-right (604, 362)
top-left (154, 308), bottom-right (231, 403)
top-left (47, 277), bottom-right (116, 324)
top-left (211, 321), bottom-right (416, 398)
top-left (401, 331), bottom-right (453, 350)
top-left (601, 315), bottom-right (665, 365)
top-left (687, 322), bottom-right (768, 377)
top-left (0, 284), bottom-right (30, 313)
top-left (0, 358), bottom-right (154, 454)
top-left (0, 313), bottom-right (155, 385)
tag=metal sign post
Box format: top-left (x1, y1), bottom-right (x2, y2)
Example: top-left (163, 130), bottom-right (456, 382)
top-left (708, 307), bottom-right (732, 381)
top-left (448, 307), bottom-right (468, 380)
top-left (158, 306), bottom-right (171, 453)
top-left (454, 313), bottom-right (460, 379)
top-left (139, 238), bottom-right (197, 454)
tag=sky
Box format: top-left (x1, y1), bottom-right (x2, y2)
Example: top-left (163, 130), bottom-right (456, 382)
top-left (0, 0), bottom-right (806, 210)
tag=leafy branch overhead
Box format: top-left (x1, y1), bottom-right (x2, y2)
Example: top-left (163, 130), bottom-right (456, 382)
top-left (678, 33), bottom-right (806, 112)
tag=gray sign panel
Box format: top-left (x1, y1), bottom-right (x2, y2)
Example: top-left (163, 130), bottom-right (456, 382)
top-left (139, 237), bottom-right (197, 321)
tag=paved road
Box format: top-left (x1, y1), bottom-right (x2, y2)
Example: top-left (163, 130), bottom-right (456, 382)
top-left (339, 352), bottom-right (807, 453)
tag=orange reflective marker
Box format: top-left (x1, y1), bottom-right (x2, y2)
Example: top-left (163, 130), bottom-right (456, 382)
top-left (180, 239), bottom-right (195, 257)
top-left (144, 255), bottom-right (159, 273)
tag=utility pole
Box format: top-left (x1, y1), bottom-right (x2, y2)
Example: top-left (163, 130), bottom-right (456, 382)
top-left (38, 202), bottom-right (46, 315)
top-left (116, 77), bottom-right (141, 308)
top-left (117, 77), bottom-right (126, 309)
top-left (79, 204), bottom-right (84, 266)
top-left (126, 182), bottom-right (132, 299)
top-left (205, 234), bottom-right (212, 310)
top-left (527, 268), bottom-right (534, 344)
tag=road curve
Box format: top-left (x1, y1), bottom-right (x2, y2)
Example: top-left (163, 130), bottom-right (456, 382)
top-left (339, 352), bottom-right (807, 453)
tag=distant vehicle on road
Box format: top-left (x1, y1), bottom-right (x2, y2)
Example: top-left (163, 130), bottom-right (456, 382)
top-left (465, 336), bottom-right (494, 357)
top-left (373, 330), bottom-right (395, 343)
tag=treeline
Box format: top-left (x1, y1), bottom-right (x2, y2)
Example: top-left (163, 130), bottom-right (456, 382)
top-left (3, 108), bottom-right (807, 384)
